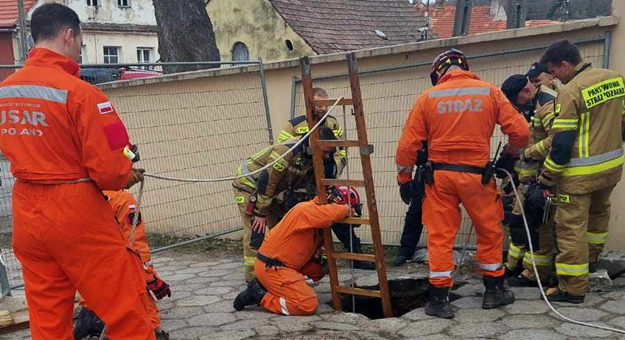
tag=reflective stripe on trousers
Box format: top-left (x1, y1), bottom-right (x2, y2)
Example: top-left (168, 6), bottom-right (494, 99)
top-left (555, 262), bottom-right (589, 276)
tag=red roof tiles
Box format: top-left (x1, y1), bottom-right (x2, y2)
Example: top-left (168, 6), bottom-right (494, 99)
top-left (0, 0), bottom-right (37, 28)
top-left (422, 5), bottom-right (558, 39)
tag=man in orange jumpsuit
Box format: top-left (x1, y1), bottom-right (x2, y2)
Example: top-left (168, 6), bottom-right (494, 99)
top-left (74, 190), bottom-right (171, 340)
top-left (232, 186), bottom-right (359, 315)
top-left (396, 49), bottom-right (530, 319)
top-left (0, 4), bottom-right (154, 339)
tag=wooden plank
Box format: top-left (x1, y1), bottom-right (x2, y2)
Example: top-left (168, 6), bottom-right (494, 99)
top-left (346, 52), bottom-right (394, 318)
top-left (0, 310), bottom-right (29, 335)
top-left (343, 217), bottom-right (370, 225)
top-left (316, 140), bottom-right (361, 148)
top-left (321, 179), bottom-right (366, 187)
top-left (300, 56), bottom-right (343, 312)
top-left (336, 286), bottom-right (382, 298)
top-left (312, 98), bottom-right (354, 107)
top-left (331, 252), bottom-right (376, 262)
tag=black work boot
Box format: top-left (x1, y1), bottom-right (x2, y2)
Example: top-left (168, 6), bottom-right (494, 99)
top-left (424, 285), bottom-right (455, 319)
top-left (504, 265), bottom-right (523, 279)
top-left (155, 328), bottom-right (170, 340)
top-left (508, 274), bottom-right (539, 287)
top-left (589, 262), bottom-right (598, 274)
top-left (482, 276), bottom-right (515, 309)
top-left (351, 244), bottom-right (375, 270)
top-left (233, 278), bottom-right (268, 311)
top-left (73, 307), bottom-right (105, 340)
top-left (393, 254), bottom-right (411, 267)
top-left (545, 287), bottom-right (585, 304)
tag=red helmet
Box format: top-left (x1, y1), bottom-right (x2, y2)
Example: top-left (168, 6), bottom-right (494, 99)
top-left (335, 186), bottom-right (360, 206)
top-left (430, 48), bottom-right (469, 86)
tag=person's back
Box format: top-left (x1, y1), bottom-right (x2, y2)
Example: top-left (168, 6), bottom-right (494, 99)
top-left (0, 48), bottom-right (132, 189)
top-left (410, 71), bottom-right (526, 167)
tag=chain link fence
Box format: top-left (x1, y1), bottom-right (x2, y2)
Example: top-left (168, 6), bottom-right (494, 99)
top-left (290, 36), bottom-right (607, 249)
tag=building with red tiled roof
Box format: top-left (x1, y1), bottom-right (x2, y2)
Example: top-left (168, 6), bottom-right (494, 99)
top-left (418, 4), bottom-right (558, 39)
top-left (0, 0), bottom-right (37, 79)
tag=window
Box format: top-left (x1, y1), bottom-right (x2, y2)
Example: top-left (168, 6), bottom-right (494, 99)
top-left (87, 0), bottom-right (99, 7)
top-left (118, 0), bottom-right (131, 7)
top-left (137, 47), bottom-right (154, 70)
top-left (80, 45), bottom-right (87, 64)
top-left (103, 46), bottom-right (120, 64)
top-left (231, 42), bottom-right (249, 62)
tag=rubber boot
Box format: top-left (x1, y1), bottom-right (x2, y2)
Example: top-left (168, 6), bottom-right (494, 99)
top-left (424, 285), bottom-right (455, 319)
top-left (482, 275), bottom-right (515, 309)
top-left (351, 243), bottom-right (375, 270)
top-left (233, 278), bottom-right (268, 311)
top-left (393, 254), bottom-right (411, 267)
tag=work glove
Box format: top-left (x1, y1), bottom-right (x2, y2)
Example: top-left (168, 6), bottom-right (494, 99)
top-left (537, 173), bottom-right (555, 198)
top-left (399, 182), bottom-right (412, 205)
top-left (147, 277), bottom-right (171, 300)
top-left (125, 168), bottom-right (145, 189)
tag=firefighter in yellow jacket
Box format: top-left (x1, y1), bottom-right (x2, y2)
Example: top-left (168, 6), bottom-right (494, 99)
top-left (501, 74), bottom-right (558, 287)
top-left (538, 39), bottom-right (624, 303)
top-left (233, 127), bottom-right (337, 282)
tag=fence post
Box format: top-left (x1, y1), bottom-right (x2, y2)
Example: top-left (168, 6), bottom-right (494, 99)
top-left (257, 58), bottom-right (274, 144)
top-left (0, 254), bottom-right (11, 298)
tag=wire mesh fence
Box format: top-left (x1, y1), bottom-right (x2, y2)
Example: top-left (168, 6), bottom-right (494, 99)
top-left (290, 36), bottom-right (606, 249)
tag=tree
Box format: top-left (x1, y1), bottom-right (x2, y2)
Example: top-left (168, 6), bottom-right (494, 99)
top-left (152, 0), bottom-right (221, 74)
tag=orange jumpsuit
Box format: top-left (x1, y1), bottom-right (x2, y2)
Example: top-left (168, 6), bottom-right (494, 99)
top-left (0, 48), bottom-right (154, 340)
top-left (80, 190), bottom-right (161, 330)
top-left (255, 200), bottom-right (348, 316)
top-left (396, 71), bottom-right (529, 288)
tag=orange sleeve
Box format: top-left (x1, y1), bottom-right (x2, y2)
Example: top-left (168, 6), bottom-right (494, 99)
top-left (69, 85), bottom-right (132, 190)
top-left (297, 203), bottom-right (349, 230)
top-left (493, 86), bottom-right (530, 151)
top-left (396, 96), bottom-right (427, 183)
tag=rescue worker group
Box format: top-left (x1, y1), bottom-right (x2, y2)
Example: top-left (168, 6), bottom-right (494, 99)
top-left (0, 4), bottom-right (623, 340)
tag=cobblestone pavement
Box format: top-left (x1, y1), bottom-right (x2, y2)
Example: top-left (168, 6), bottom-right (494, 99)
top-left (3, 250), bottom-right (625, 340)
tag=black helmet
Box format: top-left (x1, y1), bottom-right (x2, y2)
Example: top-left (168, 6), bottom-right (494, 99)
top-left (430, 48), bottom-right (469, 86)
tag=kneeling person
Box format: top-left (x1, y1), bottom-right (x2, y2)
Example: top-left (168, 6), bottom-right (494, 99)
top-left (233, 186), bottom-right (360, 315)
top-left (74, 190), bottom-right (171, 340)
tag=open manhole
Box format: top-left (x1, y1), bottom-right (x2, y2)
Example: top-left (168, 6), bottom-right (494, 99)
top-left (337, 278), bottom-right (464, 319)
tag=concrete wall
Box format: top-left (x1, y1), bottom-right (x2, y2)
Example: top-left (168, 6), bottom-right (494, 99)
top-left (81, 31), bottom-right (159, 64)
top-left (206, 0), bottom-right (316, 62)
top-left (29, 0), bottom-right (157, 26)
top-left (100, 16), bottom-right (624, 249)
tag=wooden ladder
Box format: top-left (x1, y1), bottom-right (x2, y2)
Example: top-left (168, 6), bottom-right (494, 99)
top-left (300, 53), bottom-right (393, 318)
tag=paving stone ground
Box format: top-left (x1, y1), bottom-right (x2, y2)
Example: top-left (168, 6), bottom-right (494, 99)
top-left (3, 249), bottom-right (625, 340)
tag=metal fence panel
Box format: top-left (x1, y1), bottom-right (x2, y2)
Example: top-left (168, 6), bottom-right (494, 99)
top-left (290, 37), bottom-right (606, 248)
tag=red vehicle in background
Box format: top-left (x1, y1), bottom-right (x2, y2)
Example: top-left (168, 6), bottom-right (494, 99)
top-left (80, 67), bottom-right (161, 85)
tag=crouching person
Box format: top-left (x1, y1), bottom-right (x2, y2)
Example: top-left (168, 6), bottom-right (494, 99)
top-left (74, 190), bottom-right (171, 340)
top-left (233, 186), bottom-right (361, 315)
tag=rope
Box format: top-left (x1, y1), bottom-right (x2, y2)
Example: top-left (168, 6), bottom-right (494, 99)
top-left (143, 97), bottom-right (345, 183)
top-left (497, 169), bottom-right (625, 335)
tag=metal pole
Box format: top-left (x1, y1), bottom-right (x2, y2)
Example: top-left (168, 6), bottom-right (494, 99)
top-left (289, 76), bottom-right (297, 119)
top-left (603, 30), bottom-right (612, 69)
top-left (0, 255), bottom-right (11, 298)
top-left (257, 57), bottom-right (274, 144)
top-left (17, 0), bottom-right (29, 64)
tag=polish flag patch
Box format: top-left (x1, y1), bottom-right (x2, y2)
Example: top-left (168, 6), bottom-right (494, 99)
top-left (97, 101), bottom-right (114, 115)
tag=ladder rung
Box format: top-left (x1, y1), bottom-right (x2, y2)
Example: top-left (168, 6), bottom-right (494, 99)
top-left (322, 179), bottom-right (366, 187)
top-left (343, 217), bottom-right (370, 225)
top-left (317, 140), bottom-right (361, 148)
top-left (332, 252), bottom-right (376, 262)
top-left (312, 98), bottom-right (353, 107)
top-left (336, 286), bottom-right (382, 298)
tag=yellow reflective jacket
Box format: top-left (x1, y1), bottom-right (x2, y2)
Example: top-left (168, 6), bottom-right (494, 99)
top-left (232, 137), bottom-right (313, 216)
top-left (543, 63), bottom-right (625, 194)
top-left (277, 115), bottom-right (347, 176)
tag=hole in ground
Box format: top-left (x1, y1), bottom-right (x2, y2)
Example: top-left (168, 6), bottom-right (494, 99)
top-left (336, 278), bottom-right (464, 319)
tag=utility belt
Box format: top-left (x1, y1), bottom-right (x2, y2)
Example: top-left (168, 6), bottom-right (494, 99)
top-left (17, 178), bottom-right (93, 185)
top-left (257, 253), bottom-right (286, 269)
top-left (422, 162), bottom-right (495, 186)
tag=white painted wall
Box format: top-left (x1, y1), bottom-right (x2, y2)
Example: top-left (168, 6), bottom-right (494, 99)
top-left (27, 0), bottom-right (159, 64)
top-left (81, 31), bottom-right (159, 64)
top-left (29, 0), bottom-right (157, 26)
